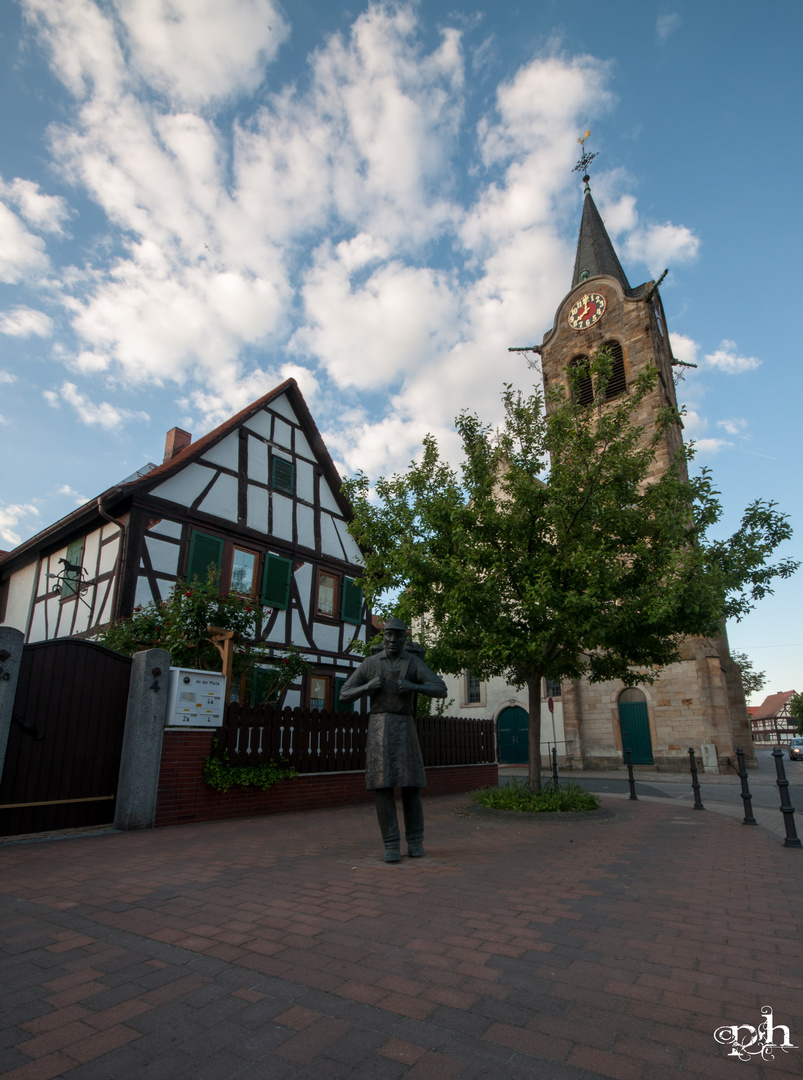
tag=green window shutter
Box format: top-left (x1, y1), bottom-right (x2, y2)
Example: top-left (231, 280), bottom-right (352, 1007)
top-left (62, 538), bottom-right (85, 597)
top-left (340, 578), bottom-right (363, 625)
top-left (272, 456), bottom-right (294, 494)
top-left (261, 553), bottom-right (292, 609)
top-left (333, 676), bottom-right (353, 714)
top-left (250, 666), bottom-right (274, 705)
top-left (186, 530), bottom-right (224, 583)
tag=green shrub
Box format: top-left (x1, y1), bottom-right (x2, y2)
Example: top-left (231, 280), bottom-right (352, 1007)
top-left (471, 779), bottom-right (599, 812)
top-left (203, 749), bottom-right (296, 793)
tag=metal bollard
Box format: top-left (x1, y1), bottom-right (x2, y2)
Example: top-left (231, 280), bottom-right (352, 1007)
top-left (625, 748), bottom-right (638, 800)
top-left (771, 748), bottom-right (801, 848)
top-left (688, 747), bottom-right (705, 810)
top-left (735, 747), bottom-right (757, 826)
top-left (551, 745), bottom-right (559, 787)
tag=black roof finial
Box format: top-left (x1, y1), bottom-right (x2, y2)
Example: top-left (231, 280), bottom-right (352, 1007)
top-left (573, 131), bottom-right (597, 194)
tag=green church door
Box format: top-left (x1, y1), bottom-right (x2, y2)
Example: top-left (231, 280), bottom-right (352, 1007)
top-left (618, 701), bottom-right (653, 765)
top-left (497, 706), bottom-right (529, 764)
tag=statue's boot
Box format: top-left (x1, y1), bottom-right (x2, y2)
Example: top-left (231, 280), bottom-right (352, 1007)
top-left (402, 787), bottom-right (425, 857)
top-left (375, 788), bottom-right (401, 863)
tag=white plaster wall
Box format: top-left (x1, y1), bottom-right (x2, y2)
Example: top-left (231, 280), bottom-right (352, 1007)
top-left (199, 473), bottom-right (238, 522)
top-left (145, 537), bottom-right (180, 576)
top-left (319, 480), bottom-right (341, 515)
top-left (313, 622), bottom-right (340, 654)
top-left (295, 430), bottom-right (314, 459)
top-left (441, 670), bottom-right (566, 755)
top-left (320, 514), bottom-right (345, 560)
top-left (334, 518), bottom-right (362, 564)
top-left (134, 576), bottom-right (155, 608)
top-left (297, 460), bottom-right (315, 504)
top-left (297, 504), bottom-right (315, 550)
top-left (273, 417), bottom-right (292, 449)
top-left (248, 436), bottom-right (268, 484)
top-left (2, 559), bottom-right (36, 631)
top-left (98, 531), bottom-right (121, 575)
top-left (270, 394), bottom-right (296, 423)
top-left (148, 518), bottom-right (181, 540)
top-left (151, 464), bottom-right (213, 506)
top-left (247, 485), bottom-right (269, 533)
top-left (200, 432), bottom-right (239, 471)
top-left (294, 561), bottom-right (312, 608)
top-left (243, 408), bottom-right (272, 440)
top-left (272, 493), bottom-right (293, 542)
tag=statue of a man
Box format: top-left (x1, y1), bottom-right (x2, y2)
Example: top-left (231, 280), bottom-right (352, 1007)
top-left (339, 618), bottom-right (447, 862)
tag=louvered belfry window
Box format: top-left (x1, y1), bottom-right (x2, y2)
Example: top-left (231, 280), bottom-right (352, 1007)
top-left (601, 340), bottom-right (627, 400)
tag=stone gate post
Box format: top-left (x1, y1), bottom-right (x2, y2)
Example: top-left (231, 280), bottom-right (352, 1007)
top-left (115, 648), bottom-right (170, 830)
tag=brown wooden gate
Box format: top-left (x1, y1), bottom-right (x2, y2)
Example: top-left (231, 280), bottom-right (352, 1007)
top-left (0, 638), bottom-right (132, 837)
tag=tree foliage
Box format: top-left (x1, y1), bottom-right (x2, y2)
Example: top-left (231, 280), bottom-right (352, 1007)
top-left (789, 692), bottom-right (803, 736)
top-left (730, 651), bottom-right (768, 699)
top-left (98, 571), bottom-right (310, 704)
top-left (344, 352), bottom-right (798, 789)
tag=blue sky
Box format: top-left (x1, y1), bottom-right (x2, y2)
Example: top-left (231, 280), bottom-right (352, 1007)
top-left (0, 0), bottom-right (800, 702)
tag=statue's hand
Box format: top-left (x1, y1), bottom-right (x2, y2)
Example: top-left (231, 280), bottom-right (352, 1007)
top-left (366, 675), bottom-right (384, 692)
top-left (397, 679), bottom-right (418, 693)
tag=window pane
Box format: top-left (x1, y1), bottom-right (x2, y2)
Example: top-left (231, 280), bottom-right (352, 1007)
top-left (230, 549), bottom-right (256, 594)
top-left (467, 672), bottom-right (481, 703)
top-left (310, 676), bottom-right (328, 710)
top-left (318, 573), bottom-right (337, 616)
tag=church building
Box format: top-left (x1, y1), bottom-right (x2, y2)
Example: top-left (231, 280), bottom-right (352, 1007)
top-left (444, 166), bottom-right (754, 773)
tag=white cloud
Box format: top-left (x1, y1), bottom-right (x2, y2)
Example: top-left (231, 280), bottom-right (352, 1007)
top-left (0, 307), bottom-right (54, 338)
top-left (43, 381), bottom-right (150, 429)
top-left (657, 14), bottom-right (681, 43)
top-left (622, 221), bottom-right (699, 277)
top-left (0, 202), bottom-right (50, 283)
top-left (703, 339), bottom-right (761, 374)
top-left (116, 0), bottom-right (290, 108)
top-left (670, 332), bottom-right (699, 368)
top-left (692, 437), bottom-right (732, 454)
top-left (717, 418), bottom-right (748, 436)
top-left (0, 178), bottom-right (70, 235)
top-left (20, 4), bottom-right (703, 479)
top-left (0, 371), bottom-right (18, 384)
top-left (56, 483), bottom-right (89, 505)
top-left (0, 503), bottom-right (40, 547)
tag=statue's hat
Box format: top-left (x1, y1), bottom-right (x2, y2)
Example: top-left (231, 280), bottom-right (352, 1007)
top-left (382, 617), bottom-right (408, 631)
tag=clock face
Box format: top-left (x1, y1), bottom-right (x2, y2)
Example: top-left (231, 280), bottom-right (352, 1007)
top-left (568, 292), bottom-right (606, 330)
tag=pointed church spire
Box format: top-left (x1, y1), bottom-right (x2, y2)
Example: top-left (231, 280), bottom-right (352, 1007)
top-left (571, 181), bottom-right (631, 291)
top-left (570, 137), bottom-right (632, 292)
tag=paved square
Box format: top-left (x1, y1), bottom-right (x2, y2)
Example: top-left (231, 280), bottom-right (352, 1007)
top-left (1, 795), bottom-right (801, 1078)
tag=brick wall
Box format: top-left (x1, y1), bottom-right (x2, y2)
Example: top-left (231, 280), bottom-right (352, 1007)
top-left (154, 730), bottom-right (498, 828)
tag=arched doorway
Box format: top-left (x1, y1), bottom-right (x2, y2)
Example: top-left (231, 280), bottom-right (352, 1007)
top-left (617, 688), bottom-right (653, 765)
top-left (497, 706), bottom-right (529, 764)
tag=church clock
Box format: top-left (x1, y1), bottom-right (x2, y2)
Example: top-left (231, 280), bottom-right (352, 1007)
top-left (568, 291), bottom-right (606, 330)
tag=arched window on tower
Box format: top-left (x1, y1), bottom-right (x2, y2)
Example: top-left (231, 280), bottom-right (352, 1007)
top-left (600, 340), bottom-right (627, 400)
top-left (569, 355), bottom-right (594, 407)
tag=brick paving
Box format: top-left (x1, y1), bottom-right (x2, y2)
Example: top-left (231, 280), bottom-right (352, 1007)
top-left (0, 795), bottom-right (802, 1079)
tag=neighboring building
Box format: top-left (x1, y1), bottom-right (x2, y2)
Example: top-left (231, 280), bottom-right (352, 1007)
top-left (0, 379), bottom-right (368, 710)
top-left (441, 670), bottom-right (568, 767)
top-left (750, 691), bottom-right (798, 745)
top-left (480, 168), bottom-right (753, 772)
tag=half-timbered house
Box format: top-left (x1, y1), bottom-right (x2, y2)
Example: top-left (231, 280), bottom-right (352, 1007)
top-left (0, 379), bottom-right (369, 710)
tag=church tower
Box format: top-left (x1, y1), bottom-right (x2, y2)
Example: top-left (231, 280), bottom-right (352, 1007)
top-left (538, 161), bottom-right (754, 772)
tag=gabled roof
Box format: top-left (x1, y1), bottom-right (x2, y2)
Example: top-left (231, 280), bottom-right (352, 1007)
top-left (752, 690), bottom-right (797, 721)
top-left (0, 378), bottom-right (354, 571)
top-left (571, 190), bottom-right (649, 299)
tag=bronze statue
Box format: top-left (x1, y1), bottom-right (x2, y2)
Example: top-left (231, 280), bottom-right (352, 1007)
top-left (339, 618), bottom-right (447, 862)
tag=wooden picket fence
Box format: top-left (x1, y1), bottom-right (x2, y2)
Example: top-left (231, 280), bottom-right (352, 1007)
top-left (219, 703), bottom-right (496, 774)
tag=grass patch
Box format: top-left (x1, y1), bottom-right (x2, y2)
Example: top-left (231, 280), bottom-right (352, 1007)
top-left (471, 778), bottom-right (599, 813)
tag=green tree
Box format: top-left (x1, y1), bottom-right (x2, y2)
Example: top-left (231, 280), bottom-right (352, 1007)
top-left (344, 353), bottom-right (798, 790)
top-left (789, 692), bottom-right (803, 736)
top-left (98, 571), bottom-right (309, 704)
top-left (730, 651), bottom-right (768, 699)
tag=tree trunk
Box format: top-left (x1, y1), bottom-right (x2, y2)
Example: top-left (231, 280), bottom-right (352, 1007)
top-left (527, 671), bottom-right (544, 792)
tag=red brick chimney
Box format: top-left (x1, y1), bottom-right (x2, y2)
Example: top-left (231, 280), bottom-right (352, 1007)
top-left (164, 427), bottom-right (192, 462)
